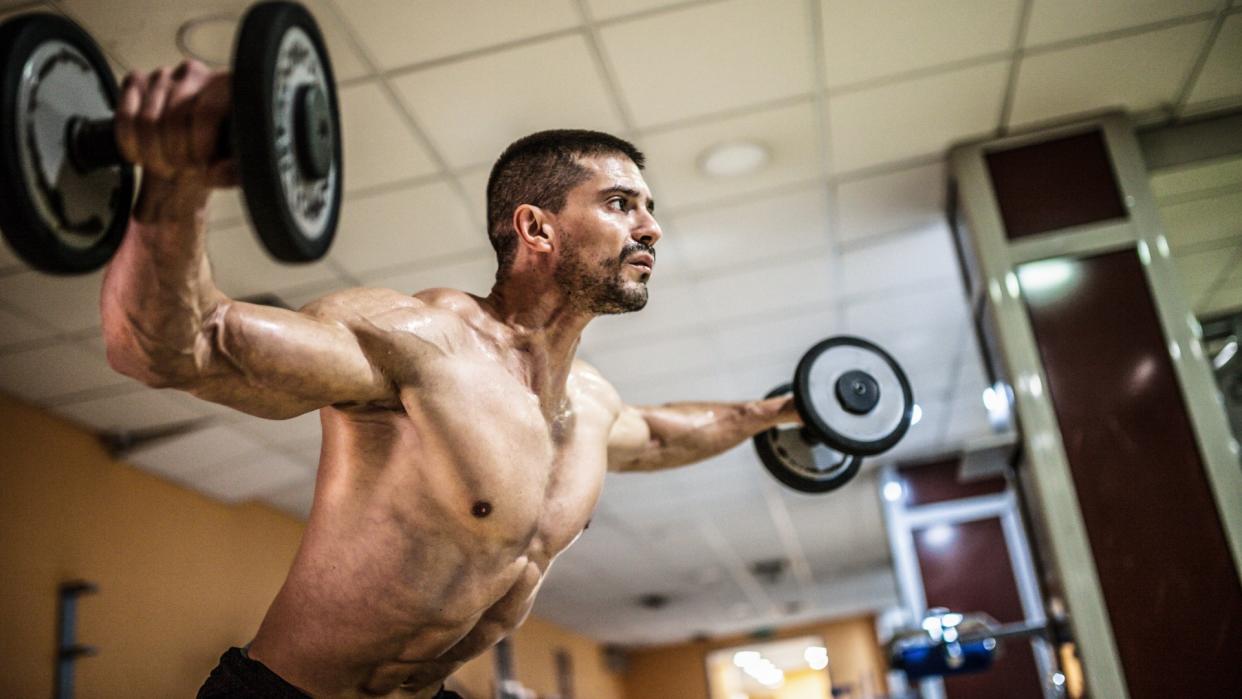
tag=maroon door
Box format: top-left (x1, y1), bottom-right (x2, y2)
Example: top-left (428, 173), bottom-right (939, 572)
top-left (913, 516), bottom-right (1045, 699)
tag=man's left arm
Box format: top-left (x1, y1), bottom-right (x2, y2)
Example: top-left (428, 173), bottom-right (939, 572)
top-left (607, 396), bottom-right (799, 472)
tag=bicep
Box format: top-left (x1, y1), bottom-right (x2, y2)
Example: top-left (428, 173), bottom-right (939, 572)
top-left (607, 404), bottom-right (656, 471)
top-left (183, 297), bottom-right (393, 418)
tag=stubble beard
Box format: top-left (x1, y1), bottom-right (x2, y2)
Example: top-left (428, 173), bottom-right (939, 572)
top-left (556, 242), bottom-right (651, 315)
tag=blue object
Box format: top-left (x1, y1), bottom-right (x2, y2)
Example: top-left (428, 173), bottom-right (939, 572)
top-left (896, 638), bottom-right (997, 680)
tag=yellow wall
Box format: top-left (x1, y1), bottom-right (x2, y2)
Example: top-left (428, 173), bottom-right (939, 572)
top-left (624, 615), bottom-right (888, 699)
top-left (0, 393), bottom-right (303, 697)
top-left (0, 393), bottom-right (623, 699)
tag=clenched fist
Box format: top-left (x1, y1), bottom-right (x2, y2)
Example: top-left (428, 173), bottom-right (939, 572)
top-left (116, 59), bottom-right (236, 188)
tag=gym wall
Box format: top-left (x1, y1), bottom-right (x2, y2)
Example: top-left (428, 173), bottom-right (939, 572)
top-left (0, 392), bottom-right (623, 699)
top-left (621, 614), bottom-right (888, 699)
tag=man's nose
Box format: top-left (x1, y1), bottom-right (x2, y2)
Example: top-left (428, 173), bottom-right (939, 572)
top-left (634, 210), bottom-right (662, 247)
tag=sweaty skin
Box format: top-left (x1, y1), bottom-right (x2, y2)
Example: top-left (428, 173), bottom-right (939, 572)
top-left (101, 61), bottom-right (798, 697)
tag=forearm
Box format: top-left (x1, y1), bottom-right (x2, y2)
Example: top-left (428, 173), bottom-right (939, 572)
top-left (620, 395), bottom-right (798, 472)
top-left (101, 177), bottom-right (226, 386)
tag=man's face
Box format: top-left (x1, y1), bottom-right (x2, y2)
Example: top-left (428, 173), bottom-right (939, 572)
top-left (552, 155), bottom-right (663, 315)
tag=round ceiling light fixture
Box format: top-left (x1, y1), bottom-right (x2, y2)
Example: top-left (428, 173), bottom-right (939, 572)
top-left (698, 140), bottom-right (771, 177)
top-left (176, 14), bottom-right (240, 67)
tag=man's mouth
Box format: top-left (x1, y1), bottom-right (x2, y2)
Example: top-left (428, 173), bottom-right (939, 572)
top-left (626, 253), bottom-right (654, 271)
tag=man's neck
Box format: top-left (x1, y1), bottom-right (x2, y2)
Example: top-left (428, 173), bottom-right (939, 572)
top-left (481, 276), bottom-right (593, 404)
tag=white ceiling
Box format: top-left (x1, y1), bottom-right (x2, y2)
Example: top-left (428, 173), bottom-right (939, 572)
top-left (1, 0), bottom-right (1240, 647)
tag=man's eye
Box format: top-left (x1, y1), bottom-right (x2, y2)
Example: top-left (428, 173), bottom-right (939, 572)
top-left (608, 198), bottom-right (627, 211)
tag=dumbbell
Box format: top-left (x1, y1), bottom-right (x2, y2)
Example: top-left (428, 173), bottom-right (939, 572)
top-left (753, 336), bottom-right (914, 493)
top-left (0, 1), bottom-right (342, 275)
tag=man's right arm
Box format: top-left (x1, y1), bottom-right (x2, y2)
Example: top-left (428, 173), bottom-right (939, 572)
top-left (101, 60), bottom-right (403, 418)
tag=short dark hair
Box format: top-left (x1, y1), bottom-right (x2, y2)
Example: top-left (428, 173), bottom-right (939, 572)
top-left (486, 129), bottom-right (646, 273)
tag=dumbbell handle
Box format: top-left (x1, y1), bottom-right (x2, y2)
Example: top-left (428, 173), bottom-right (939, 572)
top-left (66, 116), bottom-right (232, 174)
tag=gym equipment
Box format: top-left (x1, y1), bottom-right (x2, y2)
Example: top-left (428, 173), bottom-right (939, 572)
top-left (0, 1), bottom-right (341, 274)
top-left (753, 383), bottom-right (863, 493)
top-left (55, 579), bottom-right (98, 699)
top-left (888, 608), bottom-right (1065, 681)
top-left (753, 336), bottom-right (913, 493)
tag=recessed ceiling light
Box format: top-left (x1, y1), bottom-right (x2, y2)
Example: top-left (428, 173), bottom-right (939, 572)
top-left (698, 140), bottom-right (770, 177)
top-left (176, 14), bottom-right (240, 67)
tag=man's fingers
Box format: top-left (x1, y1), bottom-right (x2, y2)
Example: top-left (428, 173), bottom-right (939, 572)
top-left (189, 71), bottom-right (231, 165)
top-left (114, 71), bottom-right (147, 164)
top-left (137, 67), bottom-right (174, 176)
top-left (163, 61), bottom-right (211, 169)
top-left (207, 159), bottom-right (239, 189)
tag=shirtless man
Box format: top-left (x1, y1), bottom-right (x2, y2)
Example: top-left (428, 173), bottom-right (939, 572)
top-left (101, 61), bottom-right (799, 698)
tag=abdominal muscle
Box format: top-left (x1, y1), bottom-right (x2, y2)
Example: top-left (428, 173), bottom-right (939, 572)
top-left (247, 389), bottom-right (605, 698)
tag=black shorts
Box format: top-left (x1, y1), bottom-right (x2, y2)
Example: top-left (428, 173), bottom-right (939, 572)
top-left (197, 647), bottom-right (463, 698)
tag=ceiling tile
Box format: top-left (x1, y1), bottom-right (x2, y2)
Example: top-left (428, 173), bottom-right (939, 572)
top-left (334, 0), bottom-right (579, 70)
top-left (640, 101), bottom-right (823, 210)
top-left (179, 449), bottom-right (310, 503)
top-left (836, 162), bottom-right (946, 244)
top-left (59, 0), bottom-right (369, 80)
top-left (273, 279), bottom-right (350, 311)
top-left (606, 367), bottom-right (735, 407)
top-left (902, 356), bottom-right (960, 405)
top-left (206, 224), bottom-right (342, 299)
top-left (588, 333), bottom-right (722, 384)
top-left (1185, 13), bottom-right (1242, 110)
top-left (714, 306), bottom-right (840, 369)
top-left (1174, 245), bottom-right (1240, 306)
top-left (332, 181), bottom-right (484, 276)
top-left (695, 253), bottom-right (835, 325)
top-left (587, 0), bottom-right (695, 21)
top-left (208, 190), bottom-right (246, 227)
top-left (390, 36), bottom-right (623, 169)
top-left (821, 0), bottom-right (1020, 88)
top-left (361, 253), bottom-right (498, 298)
top-left (726, 354), bottom-right (805, 401)
top-left (123, 423), bottom-right (265, 479)
top-left (667, 187), bottom-right (831, 275)
top-left (955, 343), bottom-right (991, 397)
top-left (840, 222), bottom-right (960, 298)
top-left (1149, 156), bottom-right (1242, 203)
top-left (844, 282), bottom-right (970, 340)
top-left (455, 167), bottom-right (491, 222)
top-left (1156, 189), bottom-right (1242, 253)
top-left (1024, 0), bottom-right (1220, 47)
top-left (232, 410), bottom-right (323, 448)
top-left (339, 81), bottom-right (439, 191)
top-left (262, 477), bottom-right (317, 520)
top-left (0, 342), bottom-right (127, 402)
top-left (60, 0), bottom-right (242, 70)
top-left (0, 269), bottom-right (104, 333)
top-left (1010, 22), bottom-right (1209, 128)
top-left (1206, 281), bottom-right (1242, 317)
top-left (828, 61), bottom-right (1008, 173)
top-left (599, 0), bottom-right (814, 127)
top-left (53, 387), bottom-right (209, 433)
top-left (942, 394), bottom-right (995, 446)
top-left (0, 305), bottom-right (57, 348)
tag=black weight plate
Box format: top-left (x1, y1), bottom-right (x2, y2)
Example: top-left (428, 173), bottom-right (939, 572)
top-left (232, 1), bottom-right (341, 263)
top-left (794, 336), bottom-right (913, 456)
top-left (0, 13), bottom-right (133, 274)
top-left (752, 383), bottom-right (863, 494)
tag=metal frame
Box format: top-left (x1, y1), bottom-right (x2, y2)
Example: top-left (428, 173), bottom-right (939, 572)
top-left (880, 467), bottom-right (1058, 699)
top-left (948, 110), bottom-right (1242, 699)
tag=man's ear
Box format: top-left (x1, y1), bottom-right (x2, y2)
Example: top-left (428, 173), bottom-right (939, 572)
top-left (513, 204), bottom-right (555, 254)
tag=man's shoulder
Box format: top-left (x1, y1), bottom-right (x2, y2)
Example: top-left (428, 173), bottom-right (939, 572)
top-left (571, 359), bottom-right (624, 414)
top-left (299, 286), bottom-right (474, 337)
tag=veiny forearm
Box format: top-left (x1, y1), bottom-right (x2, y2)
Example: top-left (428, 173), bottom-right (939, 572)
top-left (623, 395), bottom-right (797, 472)
top-left (101, 177), bottom-right (226, 386)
